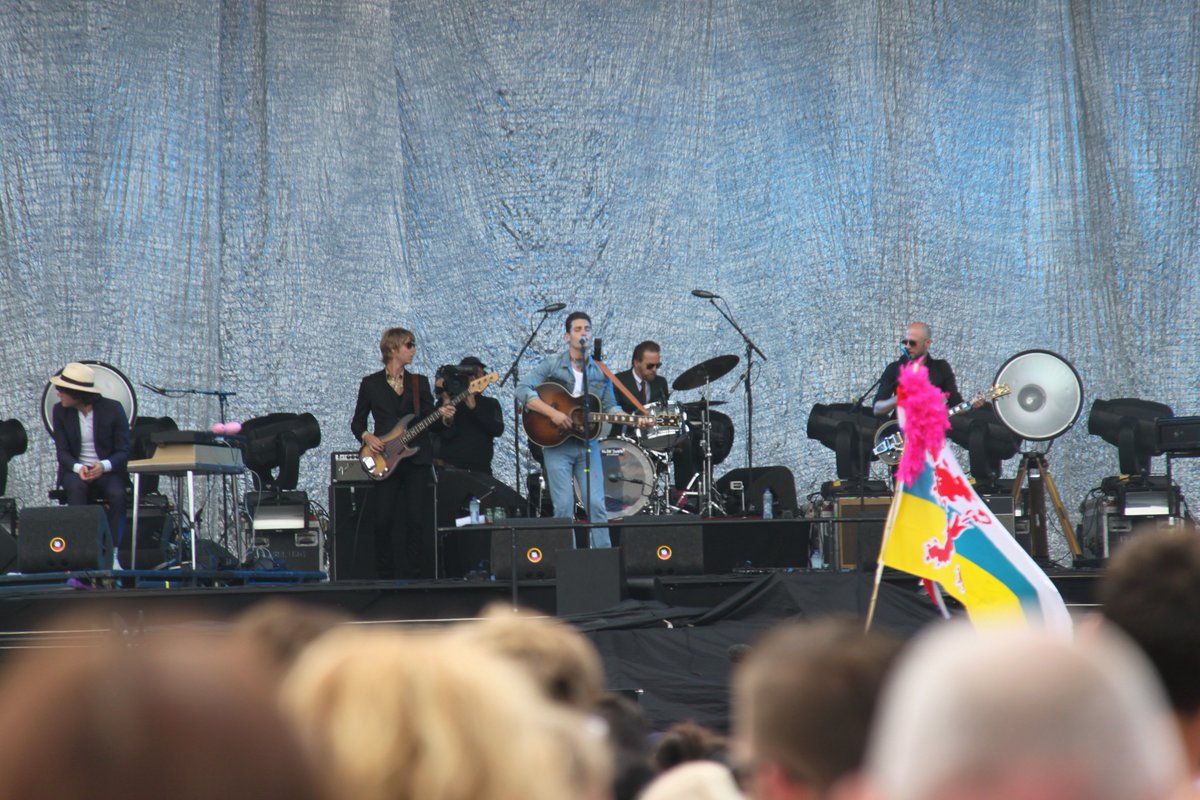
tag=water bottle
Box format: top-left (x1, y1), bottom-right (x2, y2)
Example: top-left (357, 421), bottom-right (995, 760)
top-left (810, 544), bottom-right (824, 570)
top-left (762, 488), bottom-right (774, 520)
top-left (469, 496), bottom-right (481, 525)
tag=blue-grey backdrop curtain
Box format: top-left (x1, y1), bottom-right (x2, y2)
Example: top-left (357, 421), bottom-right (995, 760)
top-left (2, 1), bottom-right (1197, 560)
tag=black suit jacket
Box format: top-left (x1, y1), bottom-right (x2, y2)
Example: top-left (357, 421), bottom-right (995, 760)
top-left (613, 368), bottom-right (669, 413)
top-left (351, 370), bottom-right (438, 466)
top-left (51, 396), bottom-right (131, 483)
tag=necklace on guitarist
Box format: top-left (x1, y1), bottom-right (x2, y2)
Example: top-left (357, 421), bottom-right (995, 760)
top-left (386, 370), bottom-right (405, 393)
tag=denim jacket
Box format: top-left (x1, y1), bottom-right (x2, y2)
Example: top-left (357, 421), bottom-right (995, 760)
top-left (516, 351), bottom-right (621, 414)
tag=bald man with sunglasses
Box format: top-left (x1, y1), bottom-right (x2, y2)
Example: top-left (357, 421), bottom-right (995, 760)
top-left (872, 322), bottom-right (968, 418)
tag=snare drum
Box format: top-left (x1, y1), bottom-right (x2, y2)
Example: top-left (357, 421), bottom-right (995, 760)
top-left (574, 438), bottom-right (656, 519)
top-left (638, 400), bottom-right (688, 451)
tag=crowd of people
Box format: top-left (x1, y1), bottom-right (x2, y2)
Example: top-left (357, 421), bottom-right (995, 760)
top-left (0, 527), bottom-right (1195, 799)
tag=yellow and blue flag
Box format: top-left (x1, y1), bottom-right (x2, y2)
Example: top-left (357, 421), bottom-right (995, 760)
top-left (881, 445), bottom-right (1072, 634)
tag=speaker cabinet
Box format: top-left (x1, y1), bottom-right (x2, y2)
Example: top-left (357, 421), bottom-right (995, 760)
top-left (716, 466), bottom-right (798, 516)
top-left (122, 495), bottom-right (174, 569)
top-left (19, 506), bottom-right (112, 573)
top-left (330, 484), bottom-right (377, 580)
top-left (834, 496), bottom-right (891, 571)
top-left (490, 519), bottom-right (574, 580)
top-left (557, 548), bottom-right (627, 615)
top-left (0, 498), bottom-right (16, 573)
top-left (617, 522), bottom-right (704, 576)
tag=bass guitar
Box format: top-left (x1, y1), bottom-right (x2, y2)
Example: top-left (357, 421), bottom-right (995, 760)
top-left (872, 384), bottom-right (1011, 466)
top-left (360, 372), bottom-right (499, 480)
top-left (523, 382), bottom-right (683, 448)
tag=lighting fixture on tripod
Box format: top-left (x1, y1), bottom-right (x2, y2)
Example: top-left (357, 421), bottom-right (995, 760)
top-left (990, 349), bottom-right (1085, 559)
top-left (947, 405), bottom-right (1020, 488)
top-left (992, 349), bottom-right (1084, 441)
top-left (1087, 398), bottom-right (1172, 479)
top-left (0, 419), bottom-right (28, 496)
top-left (240, 413), bottom-right (321, 490)
top-left (806, 403), bottom-right (879, 481)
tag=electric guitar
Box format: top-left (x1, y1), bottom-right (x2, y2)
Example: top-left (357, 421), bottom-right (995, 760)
top-left (360, 372), bottom-right (499, 480)
top-left (872, 384), bottom-right (1011, 466)
top-left (522, 382), bottom-right (683, 448)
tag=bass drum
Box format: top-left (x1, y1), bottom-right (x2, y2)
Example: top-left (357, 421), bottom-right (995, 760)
top-left (684, 408), bottom-right (735, 465)
top-left (574, 438), bottom-right (655, 519)
top-left (41, 360), bottom-right (138, 434)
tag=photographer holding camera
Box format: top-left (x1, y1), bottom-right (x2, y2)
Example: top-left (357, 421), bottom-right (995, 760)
top-left (435, 356), bottom-right (504, 476)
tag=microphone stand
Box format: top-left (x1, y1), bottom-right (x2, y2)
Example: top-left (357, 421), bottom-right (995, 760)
top-left (581, 340), bottom-right (593, 544)
top-left (705, 299), bottom-right (767, 472)
top-left (500, 309), bottom-right (558, 508)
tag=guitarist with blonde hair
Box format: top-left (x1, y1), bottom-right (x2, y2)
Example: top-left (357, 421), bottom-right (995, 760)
top-left (352, 327), bottom-right (452, 579)
top-left (517, 311), bottom-right (649, 548)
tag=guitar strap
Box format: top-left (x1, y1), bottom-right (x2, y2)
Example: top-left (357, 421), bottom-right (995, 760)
top-left (410, 371), bottom-right (420, 415)
top-left (594, 359), bottom-right (649, 415)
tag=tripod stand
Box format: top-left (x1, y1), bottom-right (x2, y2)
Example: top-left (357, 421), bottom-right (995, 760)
top-left (1010, 451), bottom-right (1082, 561)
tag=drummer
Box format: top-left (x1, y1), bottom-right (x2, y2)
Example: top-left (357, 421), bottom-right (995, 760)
top-left (613, 341), bottom-right (697, 492)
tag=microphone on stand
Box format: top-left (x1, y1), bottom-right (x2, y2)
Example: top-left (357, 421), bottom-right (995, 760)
top-left (691, 289), bottom-right (720, 299)
top-left (537, 302), bottom-right (566, 313)
top-left (140, 382), bottom-right (166, 396)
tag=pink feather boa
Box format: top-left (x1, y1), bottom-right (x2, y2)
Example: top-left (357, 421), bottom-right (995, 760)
top-left (895, 359), bottom-right (951, 486)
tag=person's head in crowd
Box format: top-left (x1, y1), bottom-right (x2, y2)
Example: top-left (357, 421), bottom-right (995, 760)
top-left (732, 618), bottom-right (902, 799)
top-left (1101, 529), bottom-right (1200, 776)
top-left (0, 620), bottom-right (323, 800)
top-left (229, 598), bottom-right (350, 675)
top-left (282, 628), bottom-right (584, 800)
top-left (864, 622), bottom-right (1186, 800)
top-left (654, 720), bottom-right (729, 772)
top-left (453, 602), bottom-right (606, 712)
top-left (595, 692), bottom-right (657, 800)
top-left (640, 760), bottom-right (746, 800)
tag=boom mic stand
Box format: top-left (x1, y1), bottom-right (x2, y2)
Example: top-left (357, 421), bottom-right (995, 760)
top-left (500, 304), bottom-right (564, 510)
top-left (700, 297), bottom-right (767, 472)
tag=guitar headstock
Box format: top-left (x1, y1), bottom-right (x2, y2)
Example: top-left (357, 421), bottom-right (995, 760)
top-left (470, 372), bottom-right (500, 393)
top-left (983, 383), bottom-right (1011, 401)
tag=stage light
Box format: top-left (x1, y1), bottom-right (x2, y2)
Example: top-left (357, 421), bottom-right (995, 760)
top-left (1087, 398), bottom-right (1172, 478)
top-left (993, 350), bottom-right (1083, 441)
top-left (948, 405), bottom-right (1020, 488)
top-left (806, 403), bottom-right (878, 481)
top-left (0, 419), bottom-right (28, 496)
top-left (240, 413), bottom-right (321, 490)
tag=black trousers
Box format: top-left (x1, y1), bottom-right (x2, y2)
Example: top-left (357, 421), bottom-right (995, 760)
top-left (62, 471), bottom-right (127, 549)
top-left (372, 461), bottom-right (436, 580)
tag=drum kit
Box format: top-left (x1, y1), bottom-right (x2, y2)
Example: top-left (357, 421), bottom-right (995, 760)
top-left (580, 353), bottom-right (741, 518)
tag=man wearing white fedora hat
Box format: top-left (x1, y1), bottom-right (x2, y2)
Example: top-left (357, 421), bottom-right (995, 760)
top-left (49, 362), bottom-right (131, 566)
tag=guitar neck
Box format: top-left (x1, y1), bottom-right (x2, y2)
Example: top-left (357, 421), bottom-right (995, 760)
top-left (399, 389), bottom-right (473, 444)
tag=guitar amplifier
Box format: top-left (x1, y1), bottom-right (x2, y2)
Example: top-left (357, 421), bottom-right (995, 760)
top-left (330, 451), bottom-right (373, 484)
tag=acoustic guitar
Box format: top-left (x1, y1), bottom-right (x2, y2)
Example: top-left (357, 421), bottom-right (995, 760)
top-left (523, 382), bottom-right (682, 448)
top-left (872, 384), bottom-right (1011, 465)
top-left (360, 372), bottom-right (499, 480)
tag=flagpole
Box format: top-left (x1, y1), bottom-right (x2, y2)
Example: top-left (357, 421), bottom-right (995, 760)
top-left (864, 480), bottom-right (905, 632)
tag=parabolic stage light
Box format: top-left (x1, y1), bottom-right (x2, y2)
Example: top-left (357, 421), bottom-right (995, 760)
top-left (0, 419), bottom-right (28, 497)
top-left (240, 413), bottom-right (321, 491)
top-left (992, 350), bottom-right (1084, 441)
top-left (947, 405), bottom-right (1020, 486)
top-left (806, 403), bottom-right (879, 481)
top-left (1087, 398), bottom-right (1172, 478)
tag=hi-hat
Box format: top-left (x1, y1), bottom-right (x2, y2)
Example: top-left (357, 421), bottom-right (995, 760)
top-left (681, 400), bottom-right (728, 410)
top-left (673, 355), bottom-right (739, 391)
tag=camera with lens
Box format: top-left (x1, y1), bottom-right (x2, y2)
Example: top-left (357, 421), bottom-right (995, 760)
top-left (436, 364), bottom-right (476, 396)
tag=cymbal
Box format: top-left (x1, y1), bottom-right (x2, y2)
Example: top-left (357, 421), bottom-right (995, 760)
top-left (681, 399), bottom-right (728, 409)
top-left (672, 355), bottom-right (739, 391)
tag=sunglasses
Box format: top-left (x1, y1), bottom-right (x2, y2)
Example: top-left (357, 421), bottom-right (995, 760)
top-left (403, 341), bottom-right (417, 349)
top-left (900, 339), bottom-right (922, 347)
top-left (644, 363), bottom-right (661, 369)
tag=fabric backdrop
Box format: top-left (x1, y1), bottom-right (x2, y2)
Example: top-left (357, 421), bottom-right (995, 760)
top-left (2, 0), bottom-right (1197, 562)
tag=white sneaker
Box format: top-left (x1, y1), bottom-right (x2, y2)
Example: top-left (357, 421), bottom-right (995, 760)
top-left (112, 552), bottom-right (121, 571)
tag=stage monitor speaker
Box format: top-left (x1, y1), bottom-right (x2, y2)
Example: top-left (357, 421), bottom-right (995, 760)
top-left (19, 505), bottom-right (112, 573)
top-left (253, 526), bottom-right (323, 572)
top-left (557, 548), bottom-right (626, 615)
top-left (716, 466), bottom-right (798, 516)
top-left (834, 496), bottom-right (891, 571)
top-left (619, 523), bottom-right (704, 576)
top-left (0, 498), bottom-right (16, 572)
top-left (491, 518), bottom-right (574, 580)
top-left (330, 484), bottom-right (377, 580)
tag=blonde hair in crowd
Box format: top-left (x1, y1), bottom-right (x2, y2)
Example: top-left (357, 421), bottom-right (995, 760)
top-left (282, 629), bottom-right (583, 800)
